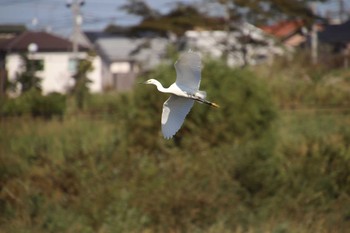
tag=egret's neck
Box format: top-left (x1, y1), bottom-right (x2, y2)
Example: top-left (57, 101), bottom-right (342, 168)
top-left (152, 80), bottom-right (168, 93)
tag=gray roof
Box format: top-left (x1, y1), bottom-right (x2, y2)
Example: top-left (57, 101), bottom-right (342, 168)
top-left (96, 36), bottom-right (168, 70)
top-left (0, 31), bottom-right (88, 52)
top-left (96, 37), bottom-right (140, 61)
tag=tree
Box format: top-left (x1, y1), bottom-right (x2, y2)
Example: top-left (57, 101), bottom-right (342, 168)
top-left (117, 0), bottom-right (328, 38)
top-left (212, 0), bottom-right (328, 26)
top-left (119, 0), bottom-right (160, 20)
top-left (117, 2), bottom-right (224, 37)
top-left (71, 51), bottom-right (95, 110)
top-left (14, 53), bottom-right (42, 94)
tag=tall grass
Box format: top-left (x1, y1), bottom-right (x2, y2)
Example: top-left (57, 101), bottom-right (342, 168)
top-left (1, 57), bottom-right (350, 232)
top-left (255, 52), bottom-right (350, 109)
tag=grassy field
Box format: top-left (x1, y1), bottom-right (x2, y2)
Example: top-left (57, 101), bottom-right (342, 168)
top-left (1, 56), bottom-right (350, 232)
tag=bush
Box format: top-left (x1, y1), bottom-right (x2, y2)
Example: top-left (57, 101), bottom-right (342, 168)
top-left (255, 51), bottom-right (350, 108)
top-left (0, 91), bottom-right (66, 119)
top-left (3, 58), bottom-right (350, 232)
top-left (123, 59), bottom-right (277, 152)
top-left (0, 95), bottom-right (32, 117)
top-left (31, 92), bottom-right (66, 118)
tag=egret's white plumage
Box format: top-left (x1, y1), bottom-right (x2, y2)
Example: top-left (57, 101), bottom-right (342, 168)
top-left (174, 50), bottom-right (201, 93)
top-left (143, 50), bottom-right (219, 139)
top-left (162, 96), bottom-right (194, 139)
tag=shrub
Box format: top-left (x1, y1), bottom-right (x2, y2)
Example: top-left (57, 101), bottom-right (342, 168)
top-left (31, 92), bottom-right (66, 118)
top-left (124, 59), bottom-right (277, 152)
top-left (3, 57), bottom-right (350, 232)
top-left (0, 91), bottom-right (66, 119)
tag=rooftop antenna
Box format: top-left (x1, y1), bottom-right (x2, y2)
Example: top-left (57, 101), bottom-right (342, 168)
top-left (32, 0), bottom-right (39, 31)
top-left (339, 0), bottom-right (346, 23)
top-left (31, 17), bottom-right (38, 30)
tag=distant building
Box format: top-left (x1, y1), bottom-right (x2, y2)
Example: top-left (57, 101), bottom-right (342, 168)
top-left (0, 30), bottom-right (104, 95)
top-left (260, 20), bottom-right (307, 47)
top-left (80, 31), bottom-right (168, 91)
top-left (185, 22), bottom-right (284, 67)
top-left (318, 20), bottom-right (350, 67)
top-left (318, 20), bottom-right (350, 53)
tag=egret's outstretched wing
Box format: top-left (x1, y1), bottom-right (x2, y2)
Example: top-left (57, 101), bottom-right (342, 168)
top-left (161, 95), bottom-right (194, 139)
top-left (174, 50), bottom-right (202, 92)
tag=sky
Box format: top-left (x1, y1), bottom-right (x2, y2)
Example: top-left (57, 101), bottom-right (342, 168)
top-left (0, 0), bottom-right (195, 36)
top-left (0, 0), bottom-right (347, 37)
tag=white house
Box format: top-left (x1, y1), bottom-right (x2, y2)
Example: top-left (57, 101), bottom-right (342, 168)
top-left (0, 31), bottom-right (103, 95)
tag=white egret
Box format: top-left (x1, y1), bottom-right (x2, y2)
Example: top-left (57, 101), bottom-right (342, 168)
top-left (143, 50), bottom-right (219, 139)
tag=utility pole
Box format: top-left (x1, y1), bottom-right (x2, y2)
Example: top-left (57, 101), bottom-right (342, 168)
top-left (311, 2), bottom-right (318, 65)
top-left (339, 0), bottom-right (345, 23)
top-left (219, 0), bottom-right (230, 64)
top-left (66, 0), bottom-right (84, 72)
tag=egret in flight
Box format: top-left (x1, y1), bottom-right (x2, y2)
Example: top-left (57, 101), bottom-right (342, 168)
top-left (143, 50), bottom-right (219, 139)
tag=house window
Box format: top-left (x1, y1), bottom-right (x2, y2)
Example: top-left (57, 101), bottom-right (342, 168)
top-left (68, 58), bottom-right (84, 73)
top-left (68, 58), bottom-right (77, 73)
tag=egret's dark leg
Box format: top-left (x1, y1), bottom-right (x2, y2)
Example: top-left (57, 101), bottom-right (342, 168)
top-left (197, 98), bottom-right (220, 108)
top-left (187, 94), bottom-right (220, 108)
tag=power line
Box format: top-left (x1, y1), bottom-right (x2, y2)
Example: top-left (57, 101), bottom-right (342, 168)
top-left (1, 0), bottom-right (44, 7)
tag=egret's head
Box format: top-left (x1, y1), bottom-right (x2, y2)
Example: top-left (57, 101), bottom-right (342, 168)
top-left (143, 79), bottom-right (157, 85)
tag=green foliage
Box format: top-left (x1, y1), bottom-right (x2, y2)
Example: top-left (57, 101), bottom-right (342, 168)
top-left (255, 51), bottom-right (350, 108)
top-left (0, 90), bottom-right (66, 118)
top-left (14, 53), bottom-right (42, 93)
top-left (116, 0), bottom-right (328, 37)
top-left (120, 59), bottom-right (276, 153)
top-left (1, 57), bottom-right (350, 232)
top-left (119, 0), bottom-right (160, 19)
top-left (71, 51), bottom-right (95, 110)
top-left (214, 0), bottom-right (326, 25)
top-left (114, 3), bottom-right (225, 36)
top-left (0, 93), bottom-right (32, 116)
top-left (30, 92), bottom-right (66, 118)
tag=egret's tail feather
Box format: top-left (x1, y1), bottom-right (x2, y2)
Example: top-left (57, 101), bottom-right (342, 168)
top-left (195, 90), bottom-right (207, 99)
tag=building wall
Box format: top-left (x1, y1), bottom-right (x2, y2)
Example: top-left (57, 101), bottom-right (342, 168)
top-left (98, 59), bottom-right (139, 92)
top-left (6, 51), bottom-right (103, 94)
top-left (101, 59), bottom-right (112, 90)
top-left (109, 61), bottom-right (138, 92)
top-left (110, 61), bottom-right (131, 73)
top-left (88, 55), bottom-right (102, 93)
